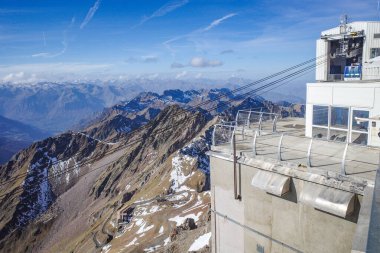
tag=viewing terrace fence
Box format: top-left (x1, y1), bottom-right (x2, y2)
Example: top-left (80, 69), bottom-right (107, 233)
top-left (212, 110), bottom-right (379, 178)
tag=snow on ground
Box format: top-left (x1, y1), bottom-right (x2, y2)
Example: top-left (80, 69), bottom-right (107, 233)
top-left (125, 237), bottom-right (139, 248)
top-left (137, 221), bottom-right (154, 235)
top-left (144, 245), bottom-right (162, 252)
top-left (188, 232), bottom-right (211, 252)
top-left (50, 156), bottom-right (80, 184)
top-left (164, 237), bottom-right (171, 246)
top-left (17, 152), bottom-right (56, 227)
top-left (169, 211), bottom-right (203, 226)
top-left (182, 195), bottom-right (207, 214)
top-left (170, 136), bottom-right (210, 193)
top-left (101, 244), bottom-right (111, 253)
top-left (134, 205), bottom-right (161, 216)
top-left (170, 155), bottom-right (196, 192)
top-left (159, 226), bottom-right (164, 233)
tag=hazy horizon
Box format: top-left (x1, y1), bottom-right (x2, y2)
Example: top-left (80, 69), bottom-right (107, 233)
top-left (1, 0), bottom-right (379, 85)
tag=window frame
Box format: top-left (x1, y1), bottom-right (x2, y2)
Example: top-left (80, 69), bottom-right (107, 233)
top-left (370, 48), bottom-right (380, 59)
top-left (311, 105), bottom-right (369, 145)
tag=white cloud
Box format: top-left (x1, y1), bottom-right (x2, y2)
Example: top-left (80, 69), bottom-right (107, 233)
top-left (202, 13), bottom-right (237, 32)
top-left (175, 70), bottom-right (187, 79)
top-left (80, 0), bottom-right (102, 29)
top-left (2, 72), bottom-right (38, 83)
top-left (190, 57), bottom-right (223, 68)
top-left (163, 13), bottom-right (237, 55)
top-left (136, 0), bottom-right (189, 27)
top-left (32, 17), bottom-right (75, 58)
top-left (0, 63), bottom-right (112, 83)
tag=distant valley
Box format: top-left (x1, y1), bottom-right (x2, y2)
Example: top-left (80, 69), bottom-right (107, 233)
top-left (0, 115), bottom-right (49, 164)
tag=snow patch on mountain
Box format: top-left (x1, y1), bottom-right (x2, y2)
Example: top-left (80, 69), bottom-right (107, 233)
top-left (17, 152), bottom-right (56, 227)
top-left (169, 136), bottom-right (211, 193)
top-left (188, 232), bottom-right (211, 252)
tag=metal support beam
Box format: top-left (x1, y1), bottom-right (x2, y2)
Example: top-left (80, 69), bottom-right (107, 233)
top-left (212, 125), bottom-right (217, 146)
top-left (272, 115), bottom-right (278, 132)
top-left (247, 111), bottom-right (252, 128)
top-left (230, 128), bottom-right (236, 153)
top-left (278, 134), bottom-right (284, 161)
top-left (307, 138), bottom-right (313, 168)
top-left (252, 130), bottom-right (258, 156)
top-left (258, 112), bottom-right (263, 136)
top-left (233, 134), bottom-right (241, 200)
top-left (341, 143), bottom-right (349, 175)
top-left (235, 111), bottom-right (239, 127)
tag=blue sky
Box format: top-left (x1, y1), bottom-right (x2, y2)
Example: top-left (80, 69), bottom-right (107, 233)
top-left (0, 0), bottom-right (379, 83)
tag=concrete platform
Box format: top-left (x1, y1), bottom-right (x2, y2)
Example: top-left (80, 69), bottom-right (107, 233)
top-left (212, 117), bottom-right (379, 182)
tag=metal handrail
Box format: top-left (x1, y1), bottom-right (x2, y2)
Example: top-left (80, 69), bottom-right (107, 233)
top-left (237, 109), bottom-right (280, 116)
top-left (259, 134), bottom-right (379, 175)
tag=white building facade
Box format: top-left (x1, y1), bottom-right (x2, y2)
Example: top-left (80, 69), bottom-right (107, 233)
top-left (306, 20), bottom-right (380, 147)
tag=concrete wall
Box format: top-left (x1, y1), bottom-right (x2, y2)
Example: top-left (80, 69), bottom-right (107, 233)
top-left (211, 156), bottom-right (359, 253)
top-left (316, 39), bottom-right (329, 81)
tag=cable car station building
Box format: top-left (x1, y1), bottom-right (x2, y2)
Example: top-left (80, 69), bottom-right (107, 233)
top-left (208, 18), bottom-right (380, 253)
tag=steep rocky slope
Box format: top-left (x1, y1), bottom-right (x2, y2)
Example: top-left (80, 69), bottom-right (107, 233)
top-left (0, 87), bottom-right (303, 253)
top-left (0, 105), bottom-right (213, 253)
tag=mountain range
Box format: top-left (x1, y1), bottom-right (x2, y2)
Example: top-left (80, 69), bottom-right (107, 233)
top-left (0, 87), bottom-right (304, 252)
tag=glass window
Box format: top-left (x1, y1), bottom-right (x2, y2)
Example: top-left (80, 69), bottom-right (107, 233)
top-left (371, 48), bottom-right (380, 58)
top-left (375, 33), bottom-right (380, 39)
top-left (312, 127), bottom-right (328, 140)
top-left (329, 129), bottom-right (347, 142)
top-left (351, 132), bottom-right (368, 145)
top-left (313, 105), bottom-right (328, 126)
top-left (331, 107), bottom-right (349, 129)
top-left (352, 110), bottom-right (369, 132)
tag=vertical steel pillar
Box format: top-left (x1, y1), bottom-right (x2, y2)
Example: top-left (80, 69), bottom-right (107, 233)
top-left (252, 130), bottom-right (258, 156)
top-left (307, 139), bottom-right (313, 168)
top-left (277, 134), bottom-right (284, 161)
top-left (341, 143), bottom-right (349, 175)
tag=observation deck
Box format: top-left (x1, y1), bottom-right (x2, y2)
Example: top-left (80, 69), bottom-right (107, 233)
top-left (211, 110), bottom-right (379, 182)
top-left (208, 110), bottom-right (380, 253)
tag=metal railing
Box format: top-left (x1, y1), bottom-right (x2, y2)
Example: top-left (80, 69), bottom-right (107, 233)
top-left (250, 132), bottom-right (379, 176)
top-left (212, 111), bottom-right (280, 148)
top-left (235, 110), bottom-right (279, 130)
top-left (212, 109), bottom-right (379, 177)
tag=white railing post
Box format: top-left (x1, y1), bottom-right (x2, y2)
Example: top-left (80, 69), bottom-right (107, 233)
top-left (230, 128), bottom-right (236, 153)
top-left (247, 111), bottom-right (252, 128)
top-left (252, 130), bottom-right (258, 156)
top-left (278, 134), bottom-right (284, 161)
top-left (258, 112), bottom-right (263, 136)
top-left (212, 125), bottom-right (217, 146)
top-left (235, 111), bottom-right (240, 127)
top-left (307, 139), bottom-right (313, 168)
top-left (341, 143), bottom-right (349, 175)
top-left (272, 115), bottom-right (278, 132)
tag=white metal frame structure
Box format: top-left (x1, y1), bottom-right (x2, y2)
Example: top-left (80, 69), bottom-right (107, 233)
top-left (311, 104), bottom-right (370, 145)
